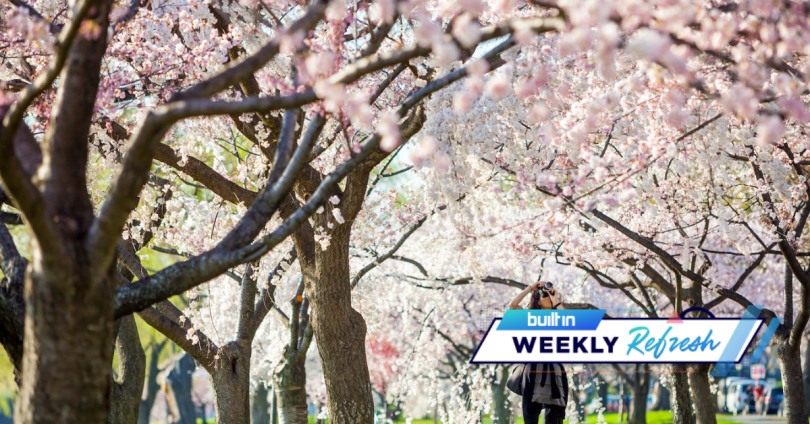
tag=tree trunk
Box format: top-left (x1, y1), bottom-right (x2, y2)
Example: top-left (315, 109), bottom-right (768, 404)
top-left (139, 342), bottom-right (165, 424)
top-left (651, 378), bottom-right (670, 411)
top-left (597, 375), bottom-right (608, 411)
top-left (252, 384), bottom-right (271, 424)
top-left (210, 342), bottom-right (251, 424)
top-left (16, 258), bottom-right (115, 423)
top-left (162, 353), bottom-right (198, 424)
top-left (14, 1), bottom-right (115, 422)
top-left (110, 315), bottom-right (146, 424)
top-left (273, 349), bottom-right (308, 424)
top-left (571, 386), bottom-right (585, 423)
top-left (669, 364), bottom-right (695, 424)
top-left (804, 333), bottom-right (810, 414)
top-left (629, 364), bottom-right (649, 424)
top-left (688, 363), bottom-right (716, 424)
top-left (296, 224), bottom-right (374, 423)
top-left (777, 333), bottom-right (809, 423)
top-left (490, 366), bottom-right (511, 424)
top-left (271, 386), bottom-right (279, 424)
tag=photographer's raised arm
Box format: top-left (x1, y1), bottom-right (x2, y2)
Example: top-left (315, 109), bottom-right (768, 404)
top-left (509, 282), bottom-right (540, 309)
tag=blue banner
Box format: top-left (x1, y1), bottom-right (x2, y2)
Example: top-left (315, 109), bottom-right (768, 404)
top-left (497, 309), bottom-right (605, 331)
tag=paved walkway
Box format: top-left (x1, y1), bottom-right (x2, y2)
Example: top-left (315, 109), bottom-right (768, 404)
top-left (729, 415), bottom-right (786, 424)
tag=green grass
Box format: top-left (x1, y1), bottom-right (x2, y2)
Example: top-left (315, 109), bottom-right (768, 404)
top-left (578, 411), bottom-right (744, 424)
top-left (350, 411), bottom-right (749, 424)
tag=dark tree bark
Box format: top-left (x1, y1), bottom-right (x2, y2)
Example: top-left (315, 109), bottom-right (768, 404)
top-left (251, 384), bottom-right (270, 424)
top-left (804, 333), bottom-right (810, 414)
top-left (161, 353), bottom-right (198, 424)
top-left (209, 342), bottom-right (252, 424)
top-left (13, 1), bottom-right (116, 422)
top-left (139, 340), bottom-right (168, 424)
top-left (688, 363), bottom-right (716, 424)
top-left (629, 364), bottom-right (649, 424)
top-left (777, 329), bottom-right (809, 424)
top-left (110, 315), bottom-right (146, 424)
top-left (288, 101), bottom-right (428, 424)
top-left (650, 379), bottom-right (669, 411)
top-left (669, 364), bottom-right (695, 424)
top-left (273, 348), bottom-right (308, 424)
top-left (686, 285), bottom-right (716, 424)
top-left (295, 222), bottom-right (374, 424)
top-left (490, 366), bottom-right (512, 424)
top-left (610, 365), bottom-right (647, 424)
top-left (265, 275), bottom-right (313, 424)
top-left (271, 386), bottom-right (279, 424)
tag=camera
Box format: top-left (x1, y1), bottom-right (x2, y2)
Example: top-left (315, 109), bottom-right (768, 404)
top-left (539, 282), bottom-right (553, 298)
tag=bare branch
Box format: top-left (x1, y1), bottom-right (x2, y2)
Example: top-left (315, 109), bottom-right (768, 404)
top-left (390, 255), bottom-right (429, 277)
top-left (253, 248), bottom-right (297, 335)
top-left (153, 143), bottom-right (257, 205)
top-left (351, 206), bottom-right (444, 288)
top-left (704, 245), bottom-right (773, 310)
top-left (136, 307), bottom-right (219, 372)
top-left (216, 109), bottom-right (313, 251)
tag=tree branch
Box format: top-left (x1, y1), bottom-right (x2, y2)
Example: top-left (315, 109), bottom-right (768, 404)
top-left (136, 307), bottom-right (219, 372)
top-left (252, 248), bottom-right (297, 336)
top-left (236, 263), bottom-right (258, 343)
top-left (350, 206), bottom-right (443, 288)
top-left (153, 143), bottom-right (257, 205)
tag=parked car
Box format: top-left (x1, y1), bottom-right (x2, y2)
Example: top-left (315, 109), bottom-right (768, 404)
top-left (762, 387), bottom-right (783, 415)
top-left (585, 395), bottom-right (622, 414)
top-left (726, 379), bottom-right (771, 415)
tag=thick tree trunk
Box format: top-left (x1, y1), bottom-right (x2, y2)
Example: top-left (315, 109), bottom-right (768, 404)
top-left (110, 315), bottom-right (146, 424)
top-left (273, 349), bottom-right (308, 424)
top-left (669, 364), bottom-right (695, 424)
top-left (139, 342), bottom-right (165, 424)
top-left (252, 384), bottom-right (271, 424)
top-left (629, 364), bottom-right (649, 424)
top-left (16, 261), bottom-right (115, 423)
top-left (490, 366), bottom-right (511, 424)
top-left (688, 363), bottom-right (716, 424)
top-left (162, 353), bottom-right (198, 424)
top-left (777, 334), bottom-right (809, 423)
top-left (14, 0), bottom-right (115, 422)
top-left (210, 342), bottom-right (251, 424)
top-left (296, 224), bottom-right (374, 423)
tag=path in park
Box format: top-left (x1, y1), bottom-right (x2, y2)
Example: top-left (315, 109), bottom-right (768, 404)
top-left (730, 415), bottom-right (785, 424)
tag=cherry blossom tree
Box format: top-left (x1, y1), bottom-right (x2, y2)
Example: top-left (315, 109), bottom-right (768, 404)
top-left (0, 0), bottom-right (568, 422)
top-left (4, 0), bottom-right (810, 423)
top-left (400, 4), bottom-right (810, 420)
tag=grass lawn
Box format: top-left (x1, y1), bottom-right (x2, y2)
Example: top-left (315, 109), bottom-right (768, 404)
top-left (345, 411), bottom-right (749, 424)
top-left (578, 411), bottom-right (744, 424)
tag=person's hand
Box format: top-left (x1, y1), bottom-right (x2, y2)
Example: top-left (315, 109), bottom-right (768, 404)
top-left (530, 282), bottom-right (543, 292)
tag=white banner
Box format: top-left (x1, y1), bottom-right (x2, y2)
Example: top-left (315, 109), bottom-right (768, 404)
top-left (470, 317), bottom-right (763, 364)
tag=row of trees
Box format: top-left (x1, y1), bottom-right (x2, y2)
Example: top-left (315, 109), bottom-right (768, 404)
top-left (2, 0), bottom-right (810, 422)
